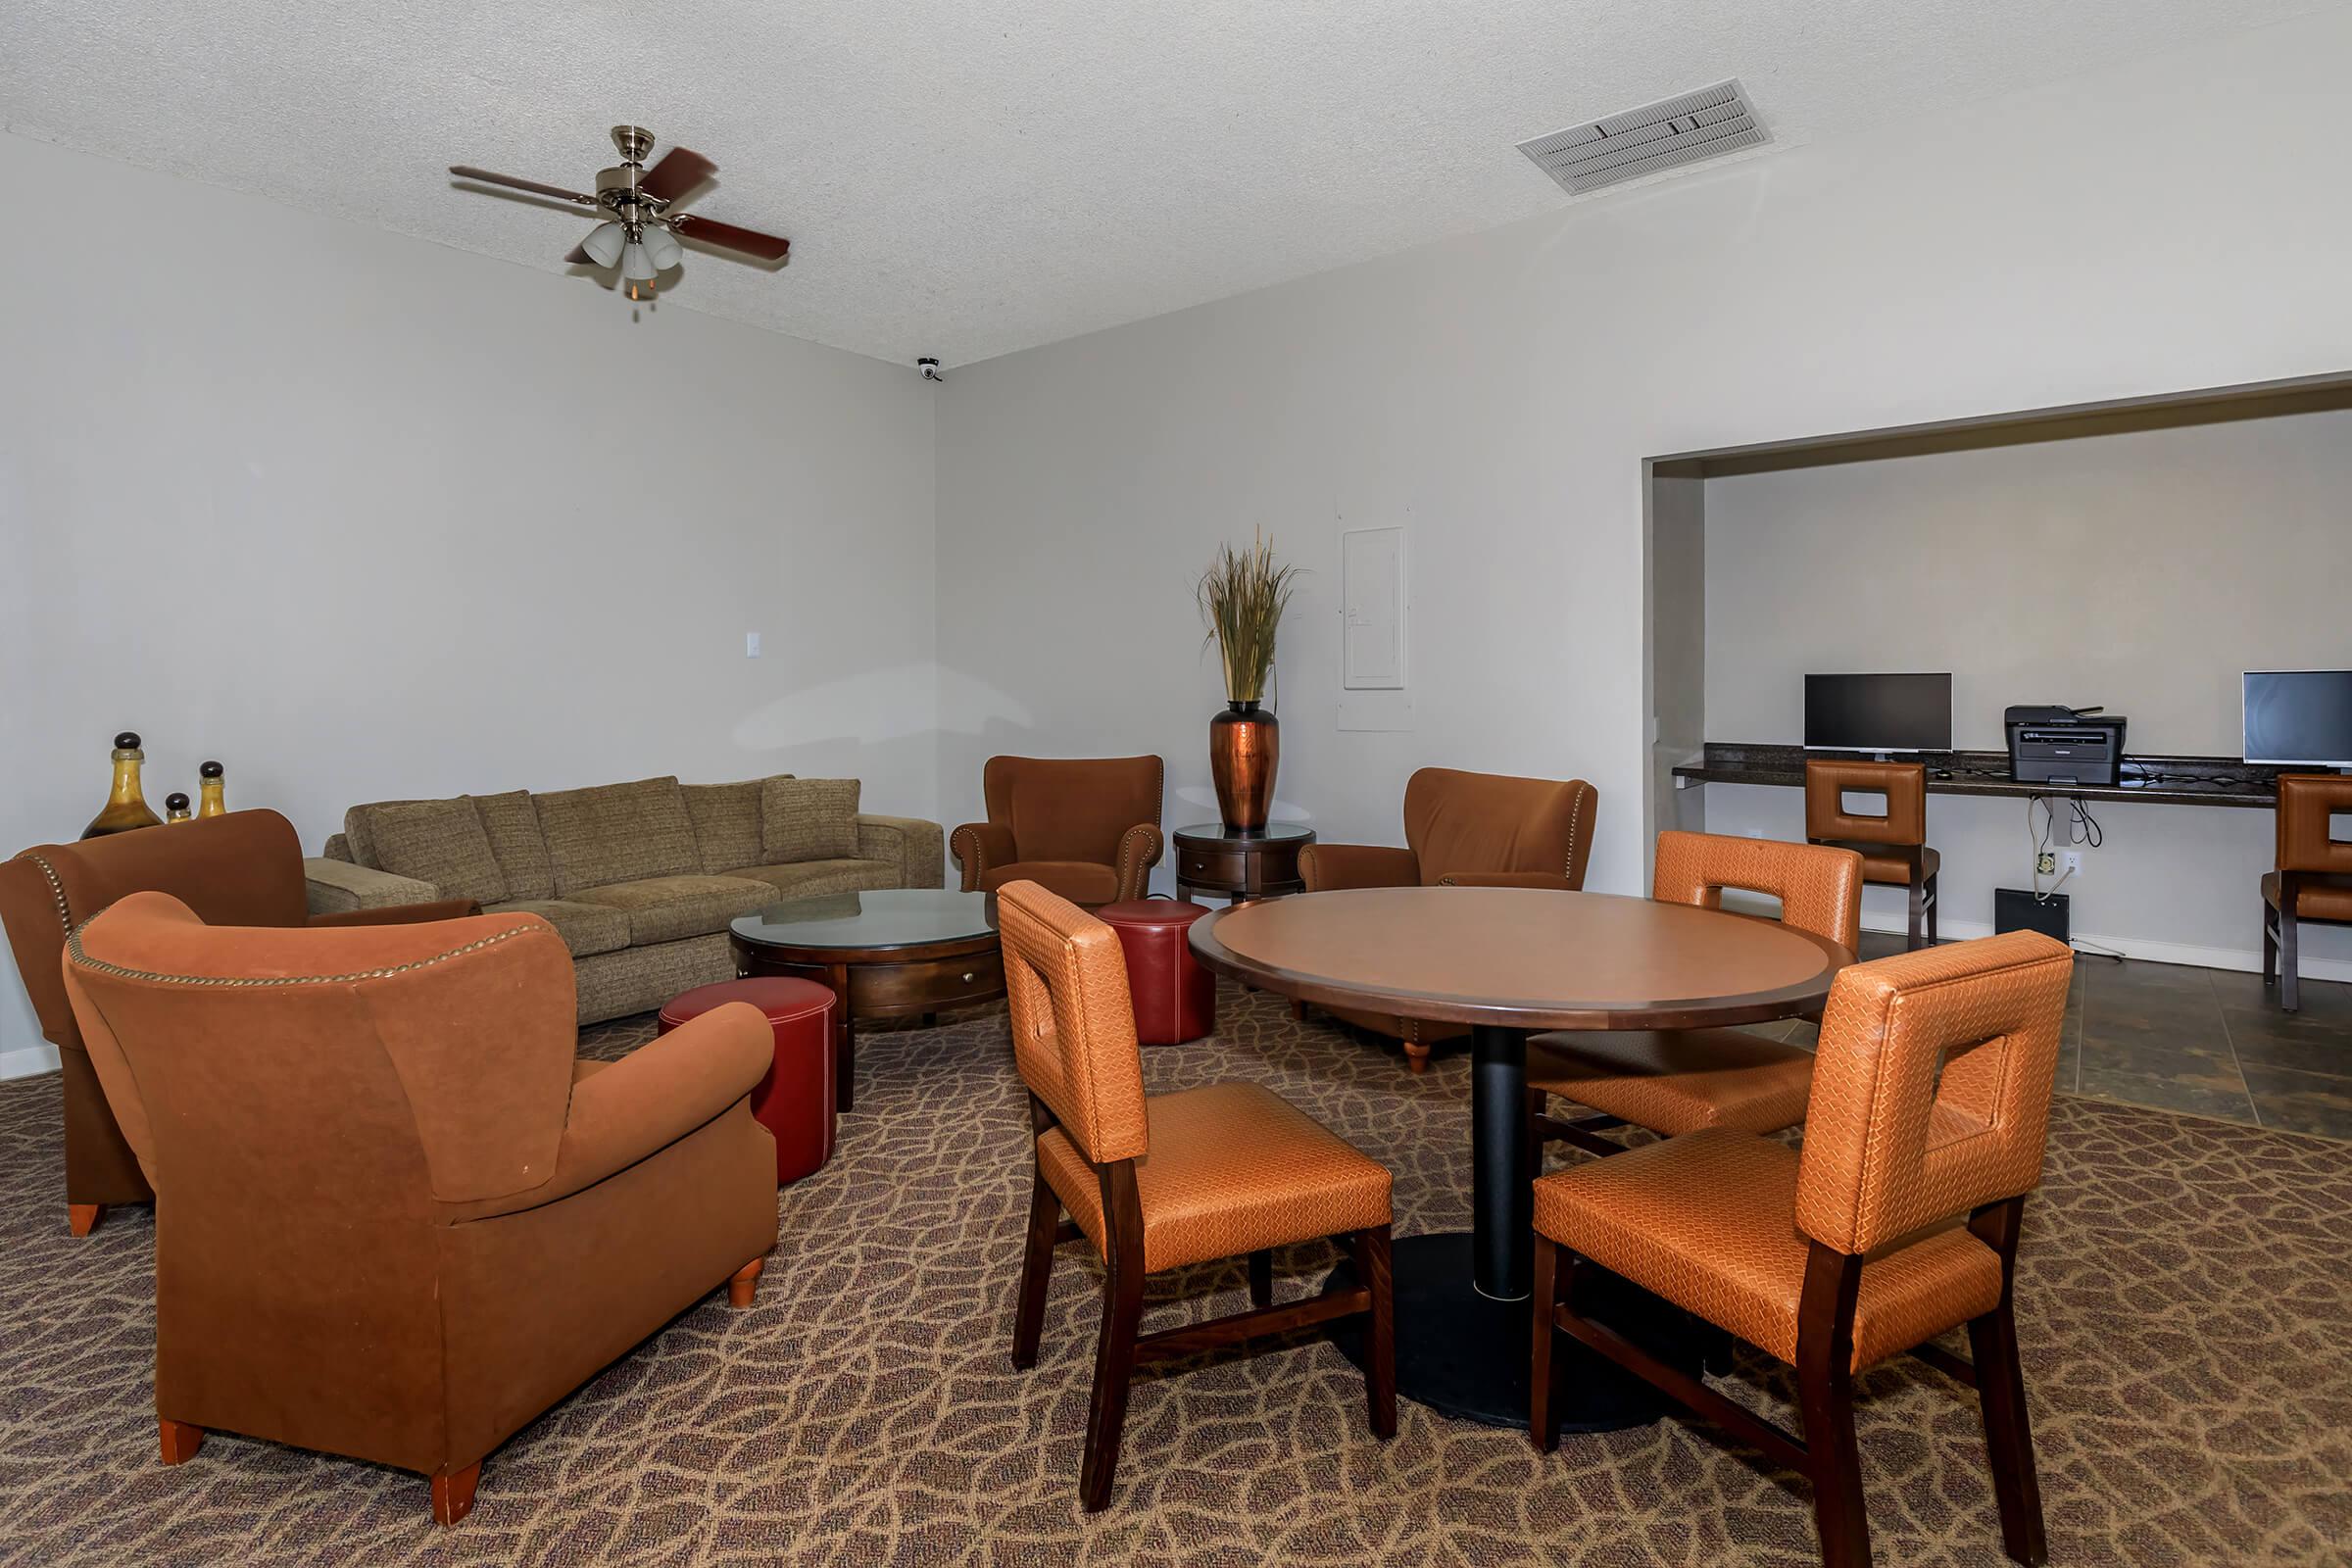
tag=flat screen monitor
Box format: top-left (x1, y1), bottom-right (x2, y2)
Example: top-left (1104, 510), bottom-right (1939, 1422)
top-left (2243, 670), bottom-right (2352, 767)
top-left (1804, 672), bottom-right (1952, 755)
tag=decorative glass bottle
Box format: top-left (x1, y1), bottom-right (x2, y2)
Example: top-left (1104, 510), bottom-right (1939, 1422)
top-left (165, 793), bottom-right (193, 825)
top-left (81, 732), bottom-right (164, 839)
top-left (196, 760), bottom-right (227, 817)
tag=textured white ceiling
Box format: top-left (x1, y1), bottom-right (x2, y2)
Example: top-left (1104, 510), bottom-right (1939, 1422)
top-left (4, 1), bottom-right (2337, 367)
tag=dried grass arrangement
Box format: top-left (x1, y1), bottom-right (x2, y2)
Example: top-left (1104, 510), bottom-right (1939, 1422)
top-left (1196, 535), bottom-right (1300, 706)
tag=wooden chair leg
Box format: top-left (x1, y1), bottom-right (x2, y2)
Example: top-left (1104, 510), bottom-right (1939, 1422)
top-left (1011, 1164), bottom-right (1061, 1370)
top-left (2280, 911), bottom-right (2301, 1012)
top-left (727, 1257), bottom-right (764, 1308)
top-left (159, 1418), bottom-right (203, 1464)
top-left (1906, 875), bottom-right (1926, 952)
top-left (1247, 1249), bottom-right (1274, 1309)
top-left (430, 1461), bottom-right (480, 1527)
top-left (1289, 999), bottom-right (1308, 1022)
top-left (1968, 1301), bottom-right (2048, 1565)
top-left (1925, 872), bottom-right (1939, 946)
top-left (67, 1203), bottom-right (101, 1238)
top-left (1077, 1242), bottom-right (1144, 1511)
top-left (1351, 1227), bottom-right (1396, 1440)
top-left (1795, 1355), bottom-right (1872, 1568)
top-left (2262, 903), bottom-right (2278, 988)
top-left (1529, 1235), bottom-right (1560, 1452)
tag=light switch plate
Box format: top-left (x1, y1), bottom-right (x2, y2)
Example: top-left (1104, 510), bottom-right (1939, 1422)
top-left (745, 632), bottom-right (762, 658)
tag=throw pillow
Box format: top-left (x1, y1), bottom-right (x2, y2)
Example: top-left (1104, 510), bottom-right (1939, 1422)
top-left (761, 777), bottom-right (861, 864)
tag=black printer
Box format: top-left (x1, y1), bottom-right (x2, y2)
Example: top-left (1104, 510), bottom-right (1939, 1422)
top-left (2005, 705), bottom-right (2127, 787)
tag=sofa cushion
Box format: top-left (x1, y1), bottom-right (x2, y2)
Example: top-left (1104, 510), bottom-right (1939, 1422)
top-left (534, 777), bottom-right (702, 895)
top-left (569, 875), bottom-right (776, 946)
top-left (368, 800), bottom-right (510, 906)
top-left (480, 899), bottom-right (631, 959)
top-left (735, 858), bottom-right (903, 899)
top-left (471, 790), bottom-right (555, 902)
top-left (683, 779), bottom-right (775, 874)
top-left (762, 777), bottom-right (861, 864)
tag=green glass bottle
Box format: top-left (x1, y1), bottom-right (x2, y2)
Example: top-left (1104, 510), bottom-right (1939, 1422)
top-left (81, 732), bottom-right (164, 839)
top-left (197, 760), bottom-right (227, 818)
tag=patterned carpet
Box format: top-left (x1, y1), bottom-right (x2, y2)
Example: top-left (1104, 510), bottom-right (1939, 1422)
top-left (1, 988), bottom-right (2347, 1567)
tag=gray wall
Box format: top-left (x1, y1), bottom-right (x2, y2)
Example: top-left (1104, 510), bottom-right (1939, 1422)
top-left (1698, 410), bottom-right (2352, 971)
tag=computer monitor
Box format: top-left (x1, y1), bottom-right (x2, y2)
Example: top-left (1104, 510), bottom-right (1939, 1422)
top-left (2242, 670), bottom-right (2352, 768)
top-left (1804, 672), bottom-right (1952, 756)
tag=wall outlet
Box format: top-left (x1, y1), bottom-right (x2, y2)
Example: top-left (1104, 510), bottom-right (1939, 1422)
top-left (2062, 850), bottom-right (2083, 878)
top-left (2035, 852), bottom-right (2056, 876)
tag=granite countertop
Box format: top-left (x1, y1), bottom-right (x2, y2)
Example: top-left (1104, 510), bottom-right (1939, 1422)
top-left (1671, 743), bottom-right (2281, 808)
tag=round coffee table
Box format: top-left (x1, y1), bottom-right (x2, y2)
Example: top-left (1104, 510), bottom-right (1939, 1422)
top-left (1188, 885), bottom-right (1849, 1429)
top-left (730, 889), bottom-right (1003, 1112)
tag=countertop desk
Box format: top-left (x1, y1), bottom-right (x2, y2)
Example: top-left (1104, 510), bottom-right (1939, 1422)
top-left (1672, 743), bottom-right (2288, 809)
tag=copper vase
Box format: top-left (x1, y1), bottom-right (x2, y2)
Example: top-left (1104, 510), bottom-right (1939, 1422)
top-left (1209, 702), bottom-right (1279, 833)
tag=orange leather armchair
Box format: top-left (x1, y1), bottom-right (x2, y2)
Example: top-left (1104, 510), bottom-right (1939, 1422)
top-left (61, 893), bottom-right (780, 1526)
top-left (2264, 772), bottom-right (2352, 1011)
top-left (1531, 930), bottom-right (2074, 1567)
top-left (952, 755), bottom-right (1165, 906)
top-left (1297, 766), bottom-right (1597, 1069)
top-left (0, 808), bottom-right (477, 1236)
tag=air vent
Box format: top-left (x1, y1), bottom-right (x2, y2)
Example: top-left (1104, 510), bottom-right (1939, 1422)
top-left (1517, 80), bottom-right (1768, 198)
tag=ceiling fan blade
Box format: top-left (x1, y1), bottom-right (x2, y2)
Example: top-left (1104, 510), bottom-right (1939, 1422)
top-left (449, 166), bottom-right (598, 206)
top-left (670, 213), bottom-right (791, 263)
top-left (638, 146), bottom-right (716, 203)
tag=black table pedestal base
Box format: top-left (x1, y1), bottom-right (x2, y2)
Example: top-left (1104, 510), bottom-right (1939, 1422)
top-left (1325, 1231), bottom-right (1706, 1431)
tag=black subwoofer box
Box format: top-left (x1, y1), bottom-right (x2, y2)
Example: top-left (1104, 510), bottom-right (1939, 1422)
top-left (1993, 888), bottom-right (2070, 943)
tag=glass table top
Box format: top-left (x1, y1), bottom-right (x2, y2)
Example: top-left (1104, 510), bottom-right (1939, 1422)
top-left (731, 887), bottom-right (999, 952)
top-left (1172, 821), bottom-right (1315, 843)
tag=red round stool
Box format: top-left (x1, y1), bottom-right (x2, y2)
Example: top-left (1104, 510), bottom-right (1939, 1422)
top-left (1097, 900), bottom-right (1216, 1046)
top-left (658, 977), bottom-right (838, 1186)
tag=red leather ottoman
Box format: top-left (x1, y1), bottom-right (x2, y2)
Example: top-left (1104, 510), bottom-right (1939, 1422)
top-left (1097, 900), bottom-right (1216, 1046)
top-left (658, 977), bottom-right (838, 1186)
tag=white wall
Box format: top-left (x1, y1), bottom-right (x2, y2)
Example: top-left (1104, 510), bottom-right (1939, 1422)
top-left (1697, 410), bottom-right (2352, 972)
top-left (934, 12), bottom-right (2352, 915)
top-left (0, 134), bottom-right (942, 1072)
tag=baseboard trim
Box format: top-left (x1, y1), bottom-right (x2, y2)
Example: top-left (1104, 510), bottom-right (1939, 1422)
top-left (1860, 913), bottom-right (2352, 983)
top-left (0, 1044), bottom-right (61, 1081)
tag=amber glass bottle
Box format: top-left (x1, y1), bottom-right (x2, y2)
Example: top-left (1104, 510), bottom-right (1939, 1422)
top-left (165, 793), bottom-right (193, 825)
top-left (81, 732), bottom-right (164, 839)
top-left (197, 760), bottom-right (227, 818)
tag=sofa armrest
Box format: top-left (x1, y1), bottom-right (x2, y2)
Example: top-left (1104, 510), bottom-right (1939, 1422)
top-left (444, 1004), bottom-right (773, 1223)
top-left (1115, 823), bottom-right (1163, 903)
top-left (1298, 843), bottom-right (1419, 893)
top-left (950, 822), bottom-right (1016, 892)
top-left (304, 857), bottom-right (445, 915)
top-left (1436, 870), bottom-right (1575, 890)
top-left (309, 898), bottom-right (481, 928)
top-left (856, 813), bottom-right (946, 889)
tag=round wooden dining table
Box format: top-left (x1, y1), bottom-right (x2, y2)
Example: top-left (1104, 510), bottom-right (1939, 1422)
top-left (1188, 884), bottom-right (1850, 1428)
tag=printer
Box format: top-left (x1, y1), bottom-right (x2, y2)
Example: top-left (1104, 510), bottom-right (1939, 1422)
top-left (2006, 705), bottom-right (2127, 787)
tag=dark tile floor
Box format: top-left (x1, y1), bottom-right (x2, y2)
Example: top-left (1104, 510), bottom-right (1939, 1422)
top-left (1764, 932), bottom-right (2352, 1141)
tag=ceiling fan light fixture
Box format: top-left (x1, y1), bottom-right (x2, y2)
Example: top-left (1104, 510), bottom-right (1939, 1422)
top-left (579, 220), bottom-right (626, 268)
top-left (620, 236), bottom-right (660, 280)
top-left (640, 222), bottom-right (682, 271)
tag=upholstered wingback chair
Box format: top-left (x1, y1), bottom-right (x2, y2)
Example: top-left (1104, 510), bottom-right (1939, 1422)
top-left (0, 809), bottom-right (476, 1236)
top-left (952, 756), bottom-right (1165, 906)
top-left (60, 893), bottom-right (780, 1526)
top-left (1298, 767), bottom-right (1598, 1070)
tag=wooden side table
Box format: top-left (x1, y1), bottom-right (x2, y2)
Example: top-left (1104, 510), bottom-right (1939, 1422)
top-left (1172, 822), bottom-right (1314, 905)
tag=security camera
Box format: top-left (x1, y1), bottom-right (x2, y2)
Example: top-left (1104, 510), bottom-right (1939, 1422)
top-left (917, 358), bottom-right (944, 382)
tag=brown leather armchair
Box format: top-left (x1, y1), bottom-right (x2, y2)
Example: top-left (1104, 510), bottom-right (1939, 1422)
top-left (1297, 766), bottom-right (1597, 1070)
top-left (2264, 772), bottom-right (2352, 1011)
top-left (1805, 759), bottom-right (1938, 950)
top-left (0, 808), bottom-right (477, 1236)
top-left (61, 892), bottom-right (780, 1526)
top-left (952, 755), bottom-right (1165, 906)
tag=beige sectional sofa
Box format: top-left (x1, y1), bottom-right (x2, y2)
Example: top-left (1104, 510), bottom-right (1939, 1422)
top-left (306, 774), bottom-right (944, 1024)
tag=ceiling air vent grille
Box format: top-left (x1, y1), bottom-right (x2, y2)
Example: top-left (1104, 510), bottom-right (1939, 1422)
top-left (1517, 79), bottom-right (1768, 197)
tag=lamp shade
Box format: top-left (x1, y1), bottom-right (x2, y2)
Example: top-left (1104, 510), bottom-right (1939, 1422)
top-left (640, 222), bottom-right (682, 271)
top-left (620, 237), bottom-right (660, 280)
top-left (579, 221), bottom-right (626, 268)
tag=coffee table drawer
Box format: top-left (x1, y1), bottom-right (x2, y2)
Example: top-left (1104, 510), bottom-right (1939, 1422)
top-left (849, 951), bottom-right (1006, 1016)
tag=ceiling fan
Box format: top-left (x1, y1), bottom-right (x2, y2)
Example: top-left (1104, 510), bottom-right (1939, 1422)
top-left (450, 125), bottom-right (790, 303)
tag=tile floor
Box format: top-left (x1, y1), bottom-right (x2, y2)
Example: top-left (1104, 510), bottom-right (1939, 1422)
top-left (1767, 932), bottom-right (2352, 1140)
